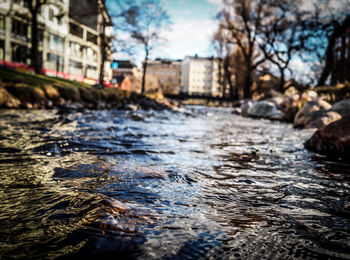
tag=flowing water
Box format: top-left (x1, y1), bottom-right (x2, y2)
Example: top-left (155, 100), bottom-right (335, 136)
top-left (0, 106), bottom-right (349, 259)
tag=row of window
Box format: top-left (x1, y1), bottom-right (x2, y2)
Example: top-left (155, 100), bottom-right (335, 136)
top-left (69, 23), bottom-right (98, 44)
top-left (46, 54), bottom-right (97, 77)
top-left (148, 69), bottom-right (180, 76)
top-left (159, 78), bottom-right (181, 84)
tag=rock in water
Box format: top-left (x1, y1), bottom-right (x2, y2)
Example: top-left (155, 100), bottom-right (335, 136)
top-left (250, 101), bottom-right (284, 120)
top-left (330, 99), bottom-right (350, 117)
top-left (304, 115), bottom-right (350, 159)
top-left (294, 99), bottom-right (332, 128)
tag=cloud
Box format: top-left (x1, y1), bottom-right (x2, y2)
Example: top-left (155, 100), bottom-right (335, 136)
top-left (206, 0), bottom-right (223, 6)
top-left (155, 18), bottom-right (219, 60)
top-left (206, 0), bottom-right (225, 9)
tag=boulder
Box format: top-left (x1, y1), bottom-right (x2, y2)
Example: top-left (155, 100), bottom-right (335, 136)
top-left (5, 83), bottom-right (46, 107)
top-left (245, 100), bottom-right (284, 120)
top-left (305, 115), bottom-right (350, 159)
top-left (241, 100), bottom-right (255, 117)
top-left (301, 90), bottom-right (318, 104)
top-left (284, 86), bottom-right (299, 96)
top-left (0, 88), bottom-right (21, 108)
top-left (279, 94), bottom-right (300, 122)
top-left (304, 111), bottom-right (341, 129)
top-left (330, 99), bottom-right (350, 117)
top-left (294, 99), bottom-right (332, 128)
top-left (43, 84), bottom-right (60, 102)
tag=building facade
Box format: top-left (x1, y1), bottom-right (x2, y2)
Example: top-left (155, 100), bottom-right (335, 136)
top-left (180, 56), bottom-right (221, 97)
top-left (111, 60), bottom-right (138, 91)
top-left (0, 0), bottom-right (112, 84)
top-left (146, 58), bottom-right (182, 95)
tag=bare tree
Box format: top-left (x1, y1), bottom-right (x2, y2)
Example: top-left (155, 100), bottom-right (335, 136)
top-left (218, 0), bottom-right (268, 98)
top-left (296, 0), bottom-right (350, 85)
top-left (112, 0), bottom-right (170, 93)
top-left (257, 0), bottom-right (308, 92)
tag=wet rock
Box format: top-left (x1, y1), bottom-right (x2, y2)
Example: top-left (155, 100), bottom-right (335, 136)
top-left (43, 84), bottom-right (60, 102)
top-left (301, 90), bottom-right (318, 103)
top-left (0, 88), bottom-right (21, 108)
top-left (241, 100), bottom-right (254, 117)
top-left (125, 104), bottom-right (138, 111)
top-left (294, 99), bottom-right (332, 128)
top-left (263, 89), bottom-right (284, 99)
top-left (59, 101), bottom-right (84, 113)
top-left (304, 110), bottom-right (341, 129)
top-left (284, 86), bottom-right (299, 96)
top-left (231, 107), bottom-right (242, 115)
top-left (97, 100), bottom-right (106, 110)
top-left (243, 100), bottom-right (284, 120)
top-left (5, 83), bottom-right (46, 107)
top-left (55, 85), bottom-right (81, 102)
top-left (305, 115), bottom-right (350, 159)
top-left (280, 94), bottom-right (300, 122)
top-left (79, 87), bottom-right (100, 104)
top-left (330, 99), bottom-right (350, 117)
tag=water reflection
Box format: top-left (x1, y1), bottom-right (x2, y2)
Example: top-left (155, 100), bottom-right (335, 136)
top-left (0, 107), bottom-right (349, 259)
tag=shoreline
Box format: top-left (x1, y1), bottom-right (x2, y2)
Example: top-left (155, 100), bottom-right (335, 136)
top-left (0, 68), bottom-right (178, 111)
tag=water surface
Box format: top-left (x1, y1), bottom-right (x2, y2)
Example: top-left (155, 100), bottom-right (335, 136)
top-left (0, 106), bottom-right (349, 259)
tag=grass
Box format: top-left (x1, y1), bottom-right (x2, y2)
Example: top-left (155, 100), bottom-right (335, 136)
top-left (0, 67), bottom-right (90, 89)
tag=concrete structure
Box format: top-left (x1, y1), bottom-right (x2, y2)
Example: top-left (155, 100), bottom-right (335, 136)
top-left (0, 0), bottom-right (112, 84)
top-left (180, 56), bottom-right (221, 97)
top-left (146, 58), bottom-right (182, 95)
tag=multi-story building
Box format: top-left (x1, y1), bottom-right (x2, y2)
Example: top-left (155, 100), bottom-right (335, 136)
top-left (111, 60), bottom-right (139, 91)
top-left (146, 58), bottom-right (182, 95)
top-left (180, 55), bottom-right (221, 97)
top-left (0, 0), bottom-right (112, 84)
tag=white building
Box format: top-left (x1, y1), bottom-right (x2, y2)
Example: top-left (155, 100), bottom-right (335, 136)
top-left (0, 0), bottom-right (113, 84)
top-left (180, 56), bottom-right (221, 97)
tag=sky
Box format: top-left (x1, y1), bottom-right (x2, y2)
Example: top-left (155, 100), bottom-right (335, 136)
top-left (109, 0), bottom-right (224, 65)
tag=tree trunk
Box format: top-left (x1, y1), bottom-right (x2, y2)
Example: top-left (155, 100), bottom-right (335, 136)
top-left (243, 70), bottom-right (252, 99)
top-left (278, 67), bottom-right (285, 93)
top-left (30, 1), bottom-right (41, 74)
top-left (141, 50), bottom-right (149, 94)
top-left (99, 21), bottom-right (106, 86)
top-left (318, 16), bottom-right (350, 86)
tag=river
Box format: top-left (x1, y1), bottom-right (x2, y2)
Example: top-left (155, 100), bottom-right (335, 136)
top-left (0, 106), bottom-right (349, 259)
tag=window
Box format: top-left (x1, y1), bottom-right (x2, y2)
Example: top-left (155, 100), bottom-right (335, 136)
top-left (86, 47), bottom-right (97, 62)
top-left (11, 43), bottom-right (30, 64)
top-left (69, 41), bottom-right (82, 58)
top-left (47, 53), bottom-right (64, 72)
top-left (11, 18), bottom-right (28, 38)
top-left (87, 32), bottom-right (97, 44)
top-left (69, 22), bottom-right (83, 38)
top-left (69, 60), bottom-right (82, 69)
top-left (49, 8), bottom-right (54, 21)
top-left (49, 34), bottom-right (64, 53)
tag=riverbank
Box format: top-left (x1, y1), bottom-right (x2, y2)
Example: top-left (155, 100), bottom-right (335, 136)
top-left (0, 68), bottom-right (178, 111)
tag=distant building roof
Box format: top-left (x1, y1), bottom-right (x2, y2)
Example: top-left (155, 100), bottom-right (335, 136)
top-left (184, 55), bottom-right (218, 61)
top-left (113, 60), bottom-right (136, 69)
